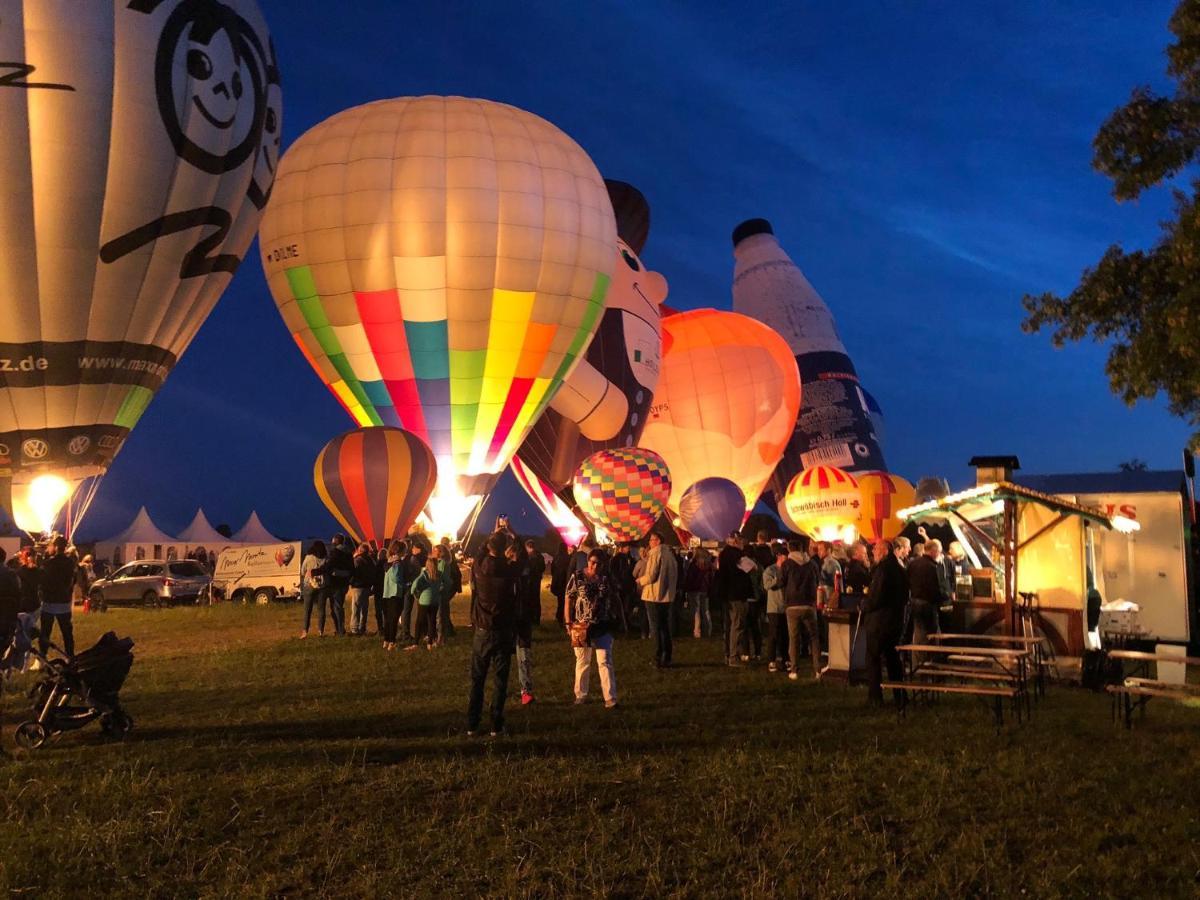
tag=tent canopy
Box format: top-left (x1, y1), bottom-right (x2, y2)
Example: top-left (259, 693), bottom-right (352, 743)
top-left (98, 506), bottom-right (178, 545)
top-left (897, 481), bottom-right (1120, 530)
top-left (232, 511), bottom-right (281, 544)
top-left (176, 508), bottom-right (226, 544)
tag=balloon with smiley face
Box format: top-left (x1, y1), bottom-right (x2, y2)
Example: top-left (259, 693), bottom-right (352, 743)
top-left (514, 181), bottom-right (667, 511)
top-left (0, 0), bottom-right (277, 536)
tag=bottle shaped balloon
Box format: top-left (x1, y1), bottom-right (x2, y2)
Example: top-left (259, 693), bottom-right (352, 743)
top-left (731, 219), bottom-right (887, 498)
top-left (260, 97), bottom-right (616, 537)
top-left (0, 0), bottom-right (279, 535)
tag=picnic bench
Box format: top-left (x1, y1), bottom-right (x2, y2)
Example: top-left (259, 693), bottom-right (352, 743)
top-left (888, 643), bottom-right (1032, 725)
top-left (927, 633), bottom-right (1051, 697)
top-left (1105, 649), bottom-right (1200, 728)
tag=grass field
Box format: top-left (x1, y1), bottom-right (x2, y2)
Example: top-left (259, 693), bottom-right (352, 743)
top-left (1, 599), bottom-right (1199, 898)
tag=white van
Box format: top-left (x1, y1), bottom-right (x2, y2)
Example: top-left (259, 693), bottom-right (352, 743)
top-left (213, 542), bottom-right (304, 604)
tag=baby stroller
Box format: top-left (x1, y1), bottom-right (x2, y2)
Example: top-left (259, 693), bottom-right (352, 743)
top-left (10, 629), bottom-right (135, 750)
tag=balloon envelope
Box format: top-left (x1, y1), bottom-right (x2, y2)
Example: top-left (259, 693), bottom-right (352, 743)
top-left (516, 180), bottom-right (665, 495)
top-left (0, 0), bottom-right (278, 533)
top-left (780, 465), bottom-right (861, 541)
top-left (854, 471), bottom-right (915, 541)
top-left (314, 427), bottom-right (437, 545)
top-left (679, 478), bottom-right (746, 542)
top-left (572, 448), bottom-right (671, 542)
top-left (640, 309), bottom-right (800, 515)
top-left (260, 96), bottom-right (616, 534)
top-left (510, 455), bottom-right (588, 547)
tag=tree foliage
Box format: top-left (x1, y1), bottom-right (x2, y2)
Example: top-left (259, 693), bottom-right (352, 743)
top-left (1022, 0), bottom-right (1200, 447)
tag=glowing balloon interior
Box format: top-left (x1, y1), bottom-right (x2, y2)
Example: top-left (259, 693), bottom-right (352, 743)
top-left (510, 456), bottom-right (588, 547)
top-left (781, 465), bottom-right (861, 543)
top-left (854, 471), bottom-right (915, 541)
top-left (639, 309), bottom-right (800, 516)
top-left (260, 96), bottom-right (617, 534)
top-left (572, 448), bottom-right (671, 543)
top-left (0, 0), bottom-right (279, 534)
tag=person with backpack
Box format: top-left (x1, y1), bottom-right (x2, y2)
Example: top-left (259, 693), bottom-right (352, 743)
top-left (379, 541), bottom-right (407, 650)
top-left (566, 549), bottom-right (619, 707)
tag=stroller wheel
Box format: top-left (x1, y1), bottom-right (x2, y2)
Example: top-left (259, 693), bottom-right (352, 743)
top-left (101, 711), bottom-right (134, 739)
top-left (15, 721), bottom-right (48, 750)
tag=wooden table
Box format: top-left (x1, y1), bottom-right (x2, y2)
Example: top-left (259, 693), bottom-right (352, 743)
top-left (927, 633), bottom-right (1049, 697)
top-left (893, 644), bottom-right (1031, 724)
top-left (1106, 650), bottom-right (1200, 727)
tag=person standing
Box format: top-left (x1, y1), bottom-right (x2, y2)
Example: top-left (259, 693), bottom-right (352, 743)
top-left (0, 548), bottom-right (21, 654)
top-left (401, 542), bottom-right (426, 643)
top-left (566, 549), bottom-right (619, 707)
top-left (524, 539), bottom-right (546, 625)
top-left (325, 534), bottom-right (352, 636)
top-left (719, 535), bottom-right (754, 666)
top-left (467, 533), bottom-right (518, 736)
top-left (906, 540), bottom-right (947, 647)
top-left (780, 538), bottom-right (821, 679)
top-left (437, 539), bottom-right (461, 639)
top-left (763, 544), bottom-right (789, 672)
top-left (299, 540), bottom-right (329, 638)
top-left (683, 548), bottom-right (714, 638)
top-left (608, 543), bottom-right (637, 634)
top-left (550, 543), bottom-right (571, 625)
top-left (348, 542), bottom-right (376, 636)
top-left (16, 549), bottom-right (42, 619)
top-left (814, 542), bottom-right (842, 610)
top-left (514, 541), bottom-right (540, 705)
top-left (379, 541), bottom-right (407, 650)
top-left (74, 554), bottom-right (95, 608)
top-left (894, 536), bottom-right (912, 567)
top-left (636, 532), bottom-right (678, 668)
top-left (39, 537), bottom-right (77, 658)
top-left (373, 545), bottom-right (388, 637)
top-left (408, 553), bottom-right (444, 649)
top-left (843, 543), bottom-right (871, 609)
top-left (864, 539), bottom-right (908, 705)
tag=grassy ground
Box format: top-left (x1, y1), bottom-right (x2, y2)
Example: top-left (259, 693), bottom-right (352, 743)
top-left (1, 600), bottom-right (1199, 899)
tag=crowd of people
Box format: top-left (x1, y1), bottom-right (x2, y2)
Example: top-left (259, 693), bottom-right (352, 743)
top-left (0, 536), bottom-right (94, 665)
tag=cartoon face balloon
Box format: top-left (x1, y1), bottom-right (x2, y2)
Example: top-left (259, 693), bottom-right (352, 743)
top-left (639, 310), bottom-right (801, 517)
top-left (260, 97), bottom-right (616, 536)
top-left (0, 0), bottom-right (278, 534)
top-left (516, 183), bottom-right (666, 495)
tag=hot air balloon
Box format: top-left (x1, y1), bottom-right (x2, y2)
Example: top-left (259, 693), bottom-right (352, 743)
top-left (639, 309), bottom-right (800, 516)
top-left (510, 455), bottom-right (588, 548)
top-left (781, 465), bottom-right (861, 543)
top-left (855, 471), bottom-right (915, 541)
top-left (572, 448), bottom-right (671, 543)
top-left (259, 97), bottom-right (616, 537)
top-left (0, 0), bottom-right (279, 535)
top-left (514, 180), bottom-right (666, 494)
top-left (678, 477), bottom-right (746, 542)
top-left (313, 427), bottom-right (437, 545)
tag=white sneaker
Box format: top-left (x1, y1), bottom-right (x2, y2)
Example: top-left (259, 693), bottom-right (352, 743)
top-left (788, 671), bottom-right (799, 681)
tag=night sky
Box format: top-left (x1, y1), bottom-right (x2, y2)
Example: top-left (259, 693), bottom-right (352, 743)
top-left (76, 0), bottom-right (1191, 542)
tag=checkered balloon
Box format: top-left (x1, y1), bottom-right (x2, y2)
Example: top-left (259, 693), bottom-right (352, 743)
top-left (572, 448), bottom-right (672, 542)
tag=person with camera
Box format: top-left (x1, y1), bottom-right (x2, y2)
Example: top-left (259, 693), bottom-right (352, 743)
top-left (467, 532), bottom-right (518, 736)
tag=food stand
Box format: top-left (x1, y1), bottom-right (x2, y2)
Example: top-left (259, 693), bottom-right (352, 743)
top-left (897, 460), bottom-right (1137, 657)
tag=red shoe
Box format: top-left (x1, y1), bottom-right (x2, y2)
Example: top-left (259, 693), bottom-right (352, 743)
top-left (521, 692), bottom-right (535, 706)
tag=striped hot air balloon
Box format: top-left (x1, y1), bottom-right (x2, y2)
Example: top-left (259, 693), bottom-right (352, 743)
top-left (259, 96), bottom-right (616, 536)
top-left (854, 471), bottom-right (916, 541)
top-left (511, 455), bottom-right (588, 547)
top-left (781, 465), bottom-right (861, 542)
top-left (572, 448), bottom-right (670, 543)
top-left (313, 427), bottom-right (437, 545)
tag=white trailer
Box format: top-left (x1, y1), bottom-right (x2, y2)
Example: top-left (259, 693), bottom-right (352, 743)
top-left (213, 542), bottom-right (304, 605)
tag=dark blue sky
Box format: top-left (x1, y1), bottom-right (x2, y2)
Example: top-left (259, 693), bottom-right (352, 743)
top-left (79, 0), bottom-right (1191, 541)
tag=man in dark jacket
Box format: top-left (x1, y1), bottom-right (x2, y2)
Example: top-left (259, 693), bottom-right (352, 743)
top-left (0, 548), bottom-right (20, 653)
top-left (16, 549), bottom-right (41, 616)
top-left (780, 538), bottom-right (821, 678)
top-left (524, 539), bottom-right (546, 625)
top-left (39, 537), bottom-right (77, 657)
top-left (906, 540), bottom-right (947, 646)
top-left (864, 539), bottom-right (908, 705)
top-left (468, 532), bottom-right (517, 736)
top-left (325, 534), bottom-right (353, 636)
top-left (718, 535), bottom-right (753, 665)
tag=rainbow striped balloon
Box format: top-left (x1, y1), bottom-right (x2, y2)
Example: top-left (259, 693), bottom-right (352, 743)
top-left (260, 97), bottom-right (616, 522)
top-left (573, 448), bottom-right (671, 542)
top-left (314, 427), bottom-right (437, 545)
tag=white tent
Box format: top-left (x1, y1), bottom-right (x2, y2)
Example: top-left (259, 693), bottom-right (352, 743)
top-left (94, 507), bottom-right (184, 567)
top-left (176, 509), bottom-right (234, 560)
top-left (231, 511), bottom-right (281, 544)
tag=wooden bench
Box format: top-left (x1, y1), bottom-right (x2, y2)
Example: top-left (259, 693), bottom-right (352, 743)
top-left (1107, 650), bottom-right (1200, 727)
top-left (912, 664), bottom-right (1018, 684)
top-left (882, 681), bottom-right (1020, 725)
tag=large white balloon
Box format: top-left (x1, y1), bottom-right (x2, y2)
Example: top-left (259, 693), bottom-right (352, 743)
top-left (0, 0), bottom-right (279, 533)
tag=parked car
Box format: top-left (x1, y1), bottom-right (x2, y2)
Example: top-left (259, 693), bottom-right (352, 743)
top-left (89, 559), bottom-right (212, 610)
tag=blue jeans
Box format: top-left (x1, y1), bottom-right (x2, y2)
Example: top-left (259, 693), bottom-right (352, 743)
top-left (328, 584), bottom-right (347, 635)
top-left (302, 585), bottom-right (328, 634)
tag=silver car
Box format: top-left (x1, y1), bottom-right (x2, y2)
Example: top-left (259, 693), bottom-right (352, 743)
top-left (89, 559), bottom-right (212, 609)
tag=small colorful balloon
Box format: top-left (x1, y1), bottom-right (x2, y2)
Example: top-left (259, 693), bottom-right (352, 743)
top-left (572, 448), bottom-right (671, 542)
top-left (678, 477), bottom-right (746, 542)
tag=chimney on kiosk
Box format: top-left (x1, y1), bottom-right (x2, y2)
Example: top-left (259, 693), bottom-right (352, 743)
top-left (968, 455), bottom-right (1021, 486)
